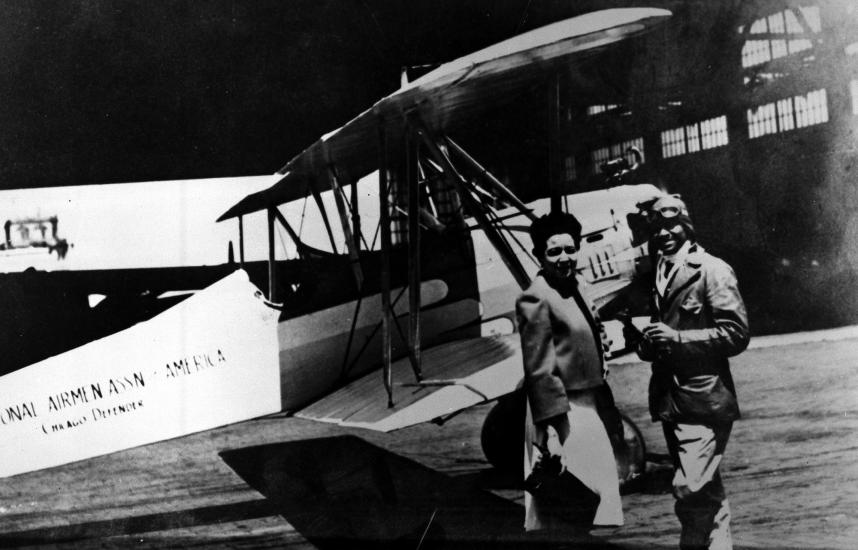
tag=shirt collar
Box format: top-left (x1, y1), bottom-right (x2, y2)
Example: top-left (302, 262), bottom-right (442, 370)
top-left (658, 239), bottom-right (692, 266)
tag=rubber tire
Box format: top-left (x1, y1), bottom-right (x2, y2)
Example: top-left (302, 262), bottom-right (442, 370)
top-left (480, 392), bottom-right (647, 489)
top-left (480, 390), bottom-right (526, 475)
top-left (615, 413), bottom-right (647, 491)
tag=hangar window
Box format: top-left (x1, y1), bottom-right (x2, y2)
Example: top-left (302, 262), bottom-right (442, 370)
top-left (700, 116), bottom-right (729, 149)
top-left (587, 104), bottom-right (619, 116)
top-left (590, 137), bottom-right (644, 173)
top-left (661, 116), bottom-right (728, 158)
top-left (795, 88), bottom-right (828, 127)
top-left (747, 103), bottom-right (778, 138)
top-left (591, 146), bottom-right (611, 170)
top-left (740, 6), bottom-right (821, 69)
top-left (846, 5), bottom-right (858, 55)
top-left (741, 18), bottom-right (772, 67)
top-left (660, 128), bottom-right (686, 158)
top-left (777, 98), bottom-right (796, 131)
top-left (563, 155), bottom-right (577, 182)
top-left (748, 88), bottom-right (828, 138)
top-left (851, 80), bottom-right (858, 115)
top-left (686, 124), bottom-right (701, 153)
top-left (612, 138), bottom-right (645, 164)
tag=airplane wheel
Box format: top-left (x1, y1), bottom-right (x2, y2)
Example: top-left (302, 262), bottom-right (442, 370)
top-left (481, 392), bottom-right (647, 488)
top-left (480, 390), bottom-right (525, 474)
top-left (614, 413), bottom-right (646, 491)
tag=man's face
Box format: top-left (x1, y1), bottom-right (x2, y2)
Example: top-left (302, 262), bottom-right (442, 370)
top-left (541, 233), bottom-right (578, 281)
top-left (652, 221), bottom-right (688, 255)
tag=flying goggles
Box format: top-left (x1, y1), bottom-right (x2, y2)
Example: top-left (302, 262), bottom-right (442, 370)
top-left (650, 211), bottom-right (685, 232)
top-left (648, 197), bottom-right (689, 232)
top-left (545, 245), bottom-right (578, 258)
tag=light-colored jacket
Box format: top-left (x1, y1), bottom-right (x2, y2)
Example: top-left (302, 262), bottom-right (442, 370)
top-left (516, 274), bottom-right (606, 424)
top-left (638, 243), bottom-right (750, 424)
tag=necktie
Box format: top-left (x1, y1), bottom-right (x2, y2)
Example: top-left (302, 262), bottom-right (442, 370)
top-left (656, 259), bottom-right (673, 300)
top-left (662, 260), bottom-right (674, 280)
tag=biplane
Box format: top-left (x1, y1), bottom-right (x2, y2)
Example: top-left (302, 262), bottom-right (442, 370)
top-left (215, 8), bottom-right (672, 476)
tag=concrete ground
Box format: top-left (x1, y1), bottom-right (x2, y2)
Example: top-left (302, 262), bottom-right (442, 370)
top-left (0, 329), bottom-right (856, 549)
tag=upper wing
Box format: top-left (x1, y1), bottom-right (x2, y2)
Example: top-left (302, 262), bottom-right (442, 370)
top-left (218, 8), bottom-right (671, 221)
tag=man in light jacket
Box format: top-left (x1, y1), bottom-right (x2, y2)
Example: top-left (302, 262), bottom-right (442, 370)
top-left (628, 195), bottom-right (749, 550)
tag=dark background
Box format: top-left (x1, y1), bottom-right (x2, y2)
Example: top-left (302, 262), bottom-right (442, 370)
top-left (0, 0), bottom-right (688, 189)
top-left (2, 0), bottom-right (856, 337)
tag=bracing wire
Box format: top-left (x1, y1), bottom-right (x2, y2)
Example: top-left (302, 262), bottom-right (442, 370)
top-left (273, 210), bottom-right (292, 260)
top-left (297, 194), bottom-right (309, 240)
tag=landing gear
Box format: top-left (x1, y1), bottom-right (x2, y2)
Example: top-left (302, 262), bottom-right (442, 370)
top-left (480, 390), bottom-right (646, 490)
top-left (480, 391), bottom-right (526, 475)
top-left (613, 413), bottom-right (646, 490)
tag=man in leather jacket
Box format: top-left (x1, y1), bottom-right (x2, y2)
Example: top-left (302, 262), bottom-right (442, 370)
top-left (628, 195), bottom-right (749, 550)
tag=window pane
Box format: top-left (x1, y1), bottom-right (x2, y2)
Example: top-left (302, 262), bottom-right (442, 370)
top-left (740, 6), bottom-right (820, 68)
top-left (799, 6), bottom-right (822, 32)
top-left (623, 137), bottom-right (645, 164)
top-left (563, 155), bottom-right (577, 182)
top-left (686, 124), bottom-right (701, 153)
top-left (795, 88), bottom-right (828, 128)
top-left (591, 147), bottom-right (611, 172)
top-left (700, 115), bottom-right (729, 149)
top-left (777, 98), bottom-right (795, 131)
top-left (748, 103), bottom-right (777, 139)
top-left (786, 8), bottom-right (814, 54)
top-left (742, 40), bottom-right (772, 68)
top-left (586, 104), bottom-right (619, 116)
top-left (768, 12), bottom-right (787, 59)
top-left (661, 128), bottom-right (686, 158)
top-left (852, 80), bottom-right (858, 115)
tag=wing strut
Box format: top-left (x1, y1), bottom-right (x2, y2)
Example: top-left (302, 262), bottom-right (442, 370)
top-left (327, 165), bottom-right (365, 290)
top-left (270, 208), bottom-right (313, 259)
top-left (548, 73), bottom-right (563, 214)
top-left (444, 137), bottom-right (537, 223)
top-left (411, 119), bottom-right (531, 290)
top-left (406, 124), bottom-right (423, 382)
top-left (237, 216), bottom-right (245, 266)
top-left (350, 176), bottom-right (362, 249)
top-left (308, 178), bottom-right (339, 254)
top-left (266, 208), bottom-right (277, 302)
top-left (377, 116), bottom-right (394, 407)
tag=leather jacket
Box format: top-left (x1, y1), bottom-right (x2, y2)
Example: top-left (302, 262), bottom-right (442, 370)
top-left (636, 243), bottom-right (749, 424)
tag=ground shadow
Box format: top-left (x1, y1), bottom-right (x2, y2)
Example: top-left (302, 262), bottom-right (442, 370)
top-left (459, 452), bottom-right (675, 498)
top-left (619, 453), bottom-right (674, 496)
top-left (0, 439), bottom-right (816, 550)
top-left (0, 499), bottom-right (277, 546)
top-left (219, 435), bottom-right (624, 549)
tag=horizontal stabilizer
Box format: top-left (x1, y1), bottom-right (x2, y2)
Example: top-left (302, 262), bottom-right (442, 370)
top-left (0, 270), bottom-right (281, 478)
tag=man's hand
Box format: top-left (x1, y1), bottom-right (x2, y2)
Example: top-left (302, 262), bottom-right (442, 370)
top-left (621, 323), bottom-right (641, 345)
top-left (643, 322), bottom-right (681, 352)
top-left (617, 311), bottom-right (642, 347)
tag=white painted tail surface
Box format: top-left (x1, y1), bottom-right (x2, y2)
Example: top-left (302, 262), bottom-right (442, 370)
top-left (0, 270), bottom-right (280, 478)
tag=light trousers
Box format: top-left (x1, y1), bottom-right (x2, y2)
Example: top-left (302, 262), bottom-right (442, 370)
top-left (663, 421), bottom-right (733, 550)
top-left (524, 389), bottom-right (624, 531)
